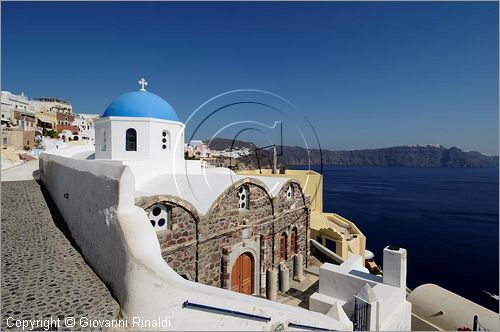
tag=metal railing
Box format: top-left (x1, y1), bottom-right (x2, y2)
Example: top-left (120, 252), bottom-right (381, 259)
top-left (182, 301), bottom-right (339, 331)
top-left (473, 315), bottom-right (490, 331)
top-left (352, 299), bottom-right (370, 331)
top-left (182, 300), bottom-right (271, 322)
top-left (288, 322), bottom-right (337, 331)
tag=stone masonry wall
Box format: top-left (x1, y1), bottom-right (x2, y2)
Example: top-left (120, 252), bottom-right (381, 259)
top-left (198, 179), bottom-right (274, 289)
top-left (273, 181), bottom-right (309, 272)
top-left (137, 196), bottom-right (198, 281)
top-left (137, 178), bottom-right (311, 295)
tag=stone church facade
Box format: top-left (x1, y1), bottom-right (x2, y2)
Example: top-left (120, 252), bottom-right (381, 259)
top-left (137, 177), bottom-right (310, 297)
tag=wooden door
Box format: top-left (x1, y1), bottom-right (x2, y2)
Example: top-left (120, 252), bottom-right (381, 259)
top-left (231, 253), bottom-right (253, 295)
top-left (280, 233), bottom-right (286, 261)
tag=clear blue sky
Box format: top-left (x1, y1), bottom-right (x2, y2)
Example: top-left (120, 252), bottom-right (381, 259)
top-left (2, 1), bottom-right (498, 154)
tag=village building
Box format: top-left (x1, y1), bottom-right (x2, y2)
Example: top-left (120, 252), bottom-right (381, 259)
top-left (12, 109), bottom-right (36, 131)
top-left (72, 113), bottom-right (98, 141)
top-left (1, 91), bottom-right (34, 128)
top-left (31, 96), bottom-right (72, 131)
top-left (35, 79), bottom-right (421, 330)
top-left (92, 80), bottom-right (310, 296)
top-left (1, 128), bottom-right (35, 150)
top-left (310, 246), bottom-right (412, 330)
top-left (1, 91), bottom-right (37, 150)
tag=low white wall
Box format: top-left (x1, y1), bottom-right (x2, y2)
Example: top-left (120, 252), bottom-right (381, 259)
top-left (39, 152), bottom-right (352, 331)
top-left (319, 257), bottom-right (378, 303)
top-left (408, 284), bottom-right (499, 331)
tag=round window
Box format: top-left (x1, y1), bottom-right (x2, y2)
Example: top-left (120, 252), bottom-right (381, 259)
top-left (147, 203), bottom-right (170, 230)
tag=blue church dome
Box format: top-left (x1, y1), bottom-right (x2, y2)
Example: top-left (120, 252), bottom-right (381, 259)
top-left (103, 90), bottom-right (179, 122)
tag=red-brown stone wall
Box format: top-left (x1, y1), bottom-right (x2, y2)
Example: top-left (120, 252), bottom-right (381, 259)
top-left (197, 180), bottom-right (274, 287)
top-left (137, 178), bottom-right (310, 293)
top-left (138, 196), bottom-right (198, 281)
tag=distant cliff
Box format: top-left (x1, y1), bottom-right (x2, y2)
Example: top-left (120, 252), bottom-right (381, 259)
top-left (280, 145), bottom-right (498, 168)
top-left (205, 138), bottom-right (498, 168)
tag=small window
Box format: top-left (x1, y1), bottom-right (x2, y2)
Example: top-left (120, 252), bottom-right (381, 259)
top-left (147, 203), bottom-right (171, 230)
top-left (238, 185), bottom-right (248, 210)
top-left (125, 128), bottom-right (137, 151)
top-left (286, 185), bottom-right (294, 200)
top-left (161, 130), bottom-right (169, 150)
top-left (3, 137), bottom-right (7, 144)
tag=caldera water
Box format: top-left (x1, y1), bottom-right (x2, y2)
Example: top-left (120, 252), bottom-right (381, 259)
top-left (292, 165), bottom-right (499, 312)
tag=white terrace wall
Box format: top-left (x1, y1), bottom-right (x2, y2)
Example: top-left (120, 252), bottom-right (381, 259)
top-left (39, 152), bottom-right (352, 331)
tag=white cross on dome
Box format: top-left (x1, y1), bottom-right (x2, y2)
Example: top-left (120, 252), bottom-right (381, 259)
top-left (138, 78), bottom-right (148, 91)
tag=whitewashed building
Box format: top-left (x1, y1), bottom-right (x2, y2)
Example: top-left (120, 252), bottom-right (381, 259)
top-left (72, 113), bottom-right (99, 141)
top-left (1, 91), bottom-right (35, 129)
top-left (310, 246), bottom-right (412, 331)
top-left (38, 79), bottom-right (354, 330)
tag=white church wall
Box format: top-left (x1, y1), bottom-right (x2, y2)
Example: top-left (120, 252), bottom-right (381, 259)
top-left (110, 118), bottom-right (151, 160)
top-left (94, 119), bottom-right (112, 159)
top-left (148, 120), bottom-right (185, 161)
top-left (39, 152), bottom-right (352, 331)
top-left (94, 117), bottom-right (185, 170)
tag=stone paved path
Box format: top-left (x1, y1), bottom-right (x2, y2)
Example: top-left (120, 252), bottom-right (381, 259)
top-left (1, 181), bottom-right (120, 330)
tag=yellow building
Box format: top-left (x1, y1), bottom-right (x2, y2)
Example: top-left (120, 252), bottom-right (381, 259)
top-left (31, 97), bottom-right (73, 130)
top-left (237, 169), bottom-right (366, 263)
top-left (1, 128), bottom-right (35, 150)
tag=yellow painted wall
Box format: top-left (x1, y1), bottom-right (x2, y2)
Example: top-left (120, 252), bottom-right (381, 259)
top-left (238, 168), bottom-right (366, 261)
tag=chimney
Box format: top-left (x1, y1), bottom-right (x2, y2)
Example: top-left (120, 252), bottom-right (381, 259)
top-left (272, 145), bottom-right (278, 174)
top-left (383, 245), bottom-right (407, 289)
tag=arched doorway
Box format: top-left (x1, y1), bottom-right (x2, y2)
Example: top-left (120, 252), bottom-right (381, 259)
top-left (231, 252), bottom-right (253, 295)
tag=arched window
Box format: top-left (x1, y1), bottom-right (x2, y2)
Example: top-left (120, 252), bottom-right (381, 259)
top-left (291, 227), bottom-right (298, 255)
top-left (126, 128), bottom-right (137, 151)
top-left (238, 185), bottom-right (248, 210)
top-left (280, 233), bottom-right (287, 262)
top-left (286, 185), bottom-right (294, 200)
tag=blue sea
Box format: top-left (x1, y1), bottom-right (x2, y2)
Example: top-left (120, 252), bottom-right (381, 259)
top-left (292, 165), bottom-right (499, 312)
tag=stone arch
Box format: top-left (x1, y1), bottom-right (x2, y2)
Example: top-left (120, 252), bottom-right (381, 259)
top-left (278, 179), bottom-right (307, 207)
top-left (136, 194), bottom-right (200, 281)
top-left (205, 177), bottom-right (275, 216)
top-left (136, 194), bottom-right (200, 223)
